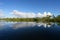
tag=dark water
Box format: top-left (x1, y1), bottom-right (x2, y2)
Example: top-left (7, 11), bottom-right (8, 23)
top-left (0, 22), bottom-right (60, 40)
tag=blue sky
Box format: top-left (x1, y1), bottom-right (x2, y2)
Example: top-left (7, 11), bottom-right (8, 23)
top-left (0, 0), bottom-right (60, 18)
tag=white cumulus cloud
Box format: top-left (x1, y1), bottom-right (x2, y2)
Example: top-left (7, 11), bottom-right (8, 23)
top-left (42, 12), bottom-right (52, 17)
top-left (11, 10), bottom-right (53, 18)
top-left (11, 10), bottom-right (36, 18)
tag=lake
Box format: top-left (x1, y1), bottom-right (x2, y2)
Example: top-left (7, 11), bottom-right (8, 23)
top-left (0, 21), bottom-right (60, 40)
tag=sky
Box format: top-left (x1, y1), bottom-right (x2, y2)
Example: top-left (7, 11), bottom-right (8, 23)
top-left (0, 0), bottom-right (60, 18)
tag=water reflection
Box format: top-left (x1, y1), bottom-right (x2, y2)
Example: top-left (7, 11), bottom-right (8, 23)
top-left (56, 22), bottom-right (60, 26)
top-left (0, 22), bottom-right (60, 40)
top-left (36, 22), bottom-right (52, 28)
top-left (0, 22), bottom-right (60, 29)
top-left (12, 22), bottom-right (36, 29)
top-left (10, 22), bottom-right (56, 29)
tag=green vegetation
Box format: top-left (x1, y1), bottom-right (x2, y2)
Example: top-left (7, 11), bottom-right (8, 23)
top-left (0, 15), bottom-right (60, 22)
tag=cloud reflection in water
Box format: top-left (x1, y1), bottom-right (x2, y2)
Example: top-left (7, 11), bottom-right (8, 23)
top-left (11, 22), bottom-right (54, 29)
top-left (0, 21), bottom-right (57, 29)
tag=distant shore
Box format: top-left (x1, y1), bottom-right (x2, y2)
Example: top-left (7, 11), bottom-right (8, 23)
top-left (0, 15), bottom-right (60, 22)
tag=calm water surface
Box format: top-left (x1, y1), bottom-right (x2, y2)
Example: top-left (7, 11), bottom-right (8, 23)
top-left (0, 21), bottom-right (60, 40)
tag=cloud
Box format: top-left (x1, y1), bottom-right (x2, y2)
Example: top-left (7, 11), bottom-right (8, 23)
top-left (11, 10), bottom-right (53, 18)
top-left (42, 12), bottom-right (52, 17)
top-left (0, 9), bottom-right (4, 18)
top-left (11, 10), bottom-right (36, 18)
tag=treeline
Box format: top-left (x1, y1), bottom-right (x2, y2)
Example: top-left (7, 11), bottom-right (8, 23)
top-left (0, 15), bottom-right (60, 22)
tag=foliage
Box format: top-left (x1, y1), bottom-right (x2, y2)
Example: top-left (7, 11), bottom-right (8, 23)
top-left (0, 15), bottom-right (60, 22)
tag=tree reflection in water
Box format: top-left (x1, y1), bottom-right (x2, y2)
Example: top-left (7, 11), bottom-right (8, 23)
top-left (11, 22), bottom-right (56, 29)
